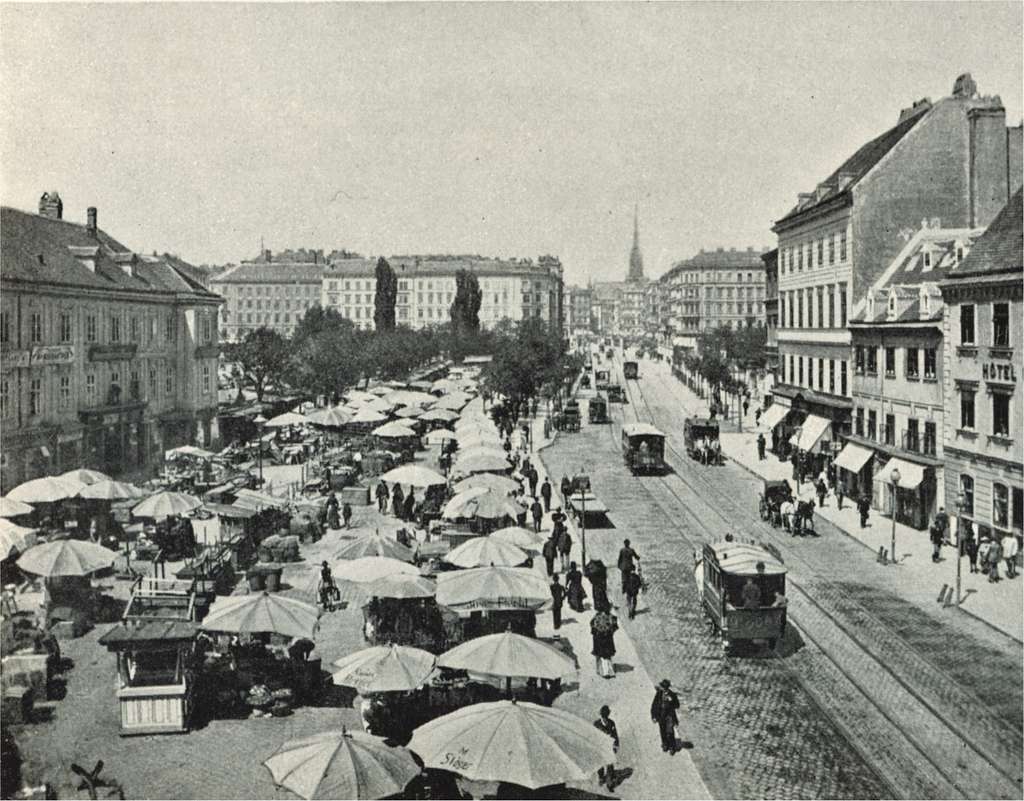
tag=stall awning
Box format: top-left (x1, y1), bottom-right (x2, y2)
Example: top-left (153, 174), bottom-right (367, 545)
top-left (875, 457), bottom-right (926, 490)
top-left (789, 415), bottom-right (831, 451)
top-left (833, 442), bottom-right (874, 474)
top-left (99, 620), bottom-right (198, 649)
top-left (760, 404), bottom-right (789, 431)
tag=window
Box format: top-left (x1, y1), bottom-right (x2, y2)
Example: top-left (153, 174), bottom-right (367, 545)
top-left (29, 378), bottom-right (41, 416)
top-left (868, 410), bottom-right (877, 440)
top-left (906, 418), bottom-right (919, 452)
top-left (808, 359), bottom-right (814, 388)
top-left (829, 360), bottom-right (836, 394)
top-left (86, 373), bottom-right (96, 403)
top-left (839, 230), bottom-right (847, 261)
top-left (818, 358), bottom-right (825, 390)
top-left (165, 373), bottom-right (173, 395)
top-left (841, 361), bottom-right (848, 395)
top-left (855, 408), bottom-right (865, 437)
top-left (30, 312), bottom-right (42, 343)
top-left (59, 312), bottom-right (72, 343)
top-left (798, 357), bottom-right (804, 385)
top-left (817, 239), bottom-right (824, 266)
top-left (924, 349), bottom-right (937, 380)
top-left (202, 365), bottom-right (211, 394)
top-left (828, 286), bottom-right (836, 328)
top-left (884, 413), bottom-right (895, 446)
top-left (923, 421), bottom-right (936, 456)
top-left (906, 348), bottom-right (919, 378)
top-left (1014, 487), bottom-right (1023, 532)
top-left (130, 316), bottom-right (139, 342)
top-left (960, 388), bottom-right (975, 429)
top-left (960, 474), bottom-right (974, 516)
top-left (828, 236), bottom-right (835, 264)
top-left (960, 305), bottom-right (975, 345)
top-left (166, 315), bottom-right (176, 341)
top-left (0, 379), bottom-right (8, 417)
top-left (797, 292), bottom-right (804, 327)
top-left (994, 483), bottom-right (1010, 529)
top-left (839, 283), bottom-right (847, 327)
top-left (149, 368), bottom-right (157, 397)
top-left (993, 303), bottom-right (1010, 348)
top-left (0, 311), bottom-right (8, 344)
top-left (885, 347), bottom-right (896, 377)
top-left (855, 346), bottom-right (865, 374)
top-left (866, 347), bottom-right (878, 375)
top-left (110, 315), bottom-right (121, 343)
top-left (992, 392), bottom-right (1010, 437)
top-left (59, 375), bottom-right (70, 410)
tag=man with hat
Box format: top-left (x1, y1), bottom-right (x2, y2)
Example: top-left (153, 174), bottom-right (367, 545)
top-left (650, 678), bottom-right (680, 753)
top-left (318, 561), bottom-right (336, 611)
top-left (593, 705), bottom-right (619, 788)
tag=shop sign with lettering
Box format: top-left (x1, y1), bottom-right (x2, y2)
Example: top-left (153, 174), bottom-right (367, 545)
top-left (982, 363), bottom-right (1017, 383)
top-left (2, 350), bottom-right (31, 369)
top-left (31, 345), bottom-right (75, 366)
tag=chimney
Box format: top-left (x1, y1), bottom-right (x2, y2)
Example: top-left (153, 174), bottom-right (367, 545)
top-left (86, 207), bottom-right (97, 235)
top-left (968, 102), bottom-right (1010, 227)
top-left (38, 191), bottom-right (63, 220)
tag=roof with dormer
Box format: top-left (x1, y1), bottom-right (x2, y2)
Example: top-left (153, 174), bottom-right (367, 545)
top-left (946, 189), bottom-right (1023, 279)
top-left (0, 206), bottom-right (218, 301)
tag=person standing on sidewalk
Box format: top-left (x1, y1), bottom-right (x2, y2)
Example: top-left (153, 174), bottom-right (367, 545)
top-left (835, 482), bottom-right (845, 511)
top-left (594, 706), bottom-right (620, 789)
top-left (527, 467), bottom-right (539, 498)
top-left (651, 679), bottom-right (680, 753)
top-left (929, 520), bottom-right (944, 563)
top-left (556, 525), bottom-right (572, 572)
top-left (857, 494), bottom-right (871, 528)
top-left (963, 519), bottom-right (979, 572)
top-left (542, 536), bottom-right (557, 577)
top-left (560, 475), bottom-right (572, 505)
top-left (566, 561), bottom-right (587, 612)
top-left (755, 407), bottom-right (762, 427)
top-left (550, 574), bottom-right (565, 631)
top-left (540, 478), bottom-right (552, 513)
top-left (376, 481), bottom-right (389, 513)
top-left (756, 432), bottom-right (766, 461)
top-left (1001, 531), bottom-right (1018, 578)
top-left (816, 478), bottom-right (827, 509)
top-left (623, 568), bottom-right (642, 619)
top-left (617, 539), bottom-right (640, 594)
top-left (987, 536), bottom-right (1003, 582)
top-left (531, 498), bottom-right (543, 533)
top-left (342, 502), bottom-right (353, 529)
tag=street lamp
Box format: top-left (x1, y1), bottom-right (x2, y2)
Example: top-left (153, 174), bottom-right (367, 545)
top-left (890, 466), bottom-right (901, 565)
top-left (573, 470), bottom-right (591, 567)
top-left (955, 491), bottom-right (966, 605)
top-left (253, 413), bottom-right (267, 487)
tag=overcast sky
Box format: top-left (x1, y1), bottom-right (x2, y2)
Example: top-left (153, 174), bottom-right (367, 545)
top-left (1, 2), bottom-right (1021, 286)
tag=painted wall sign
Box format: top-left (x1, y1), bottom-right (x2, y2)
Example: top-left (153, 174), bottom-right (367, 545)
top-left (31, 345), bottom-right (75, 365)
top-left (982, 363), bottom-right (1017, 383)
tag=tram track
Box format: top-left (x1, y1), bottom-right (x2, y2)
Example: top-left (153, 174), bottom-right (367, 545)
top-left (593, 354), bottom-right (1021, 799)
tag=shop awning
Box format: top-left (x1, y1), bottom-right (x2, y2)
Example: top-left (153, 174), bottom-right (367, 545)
top-left (876, 457), bottom-right (926, 490)
top-left (833, 442), bottom-right (874, 474)
top-left (789, 415), bottom-right (831, 451)
top-left (760, 404), bottom-right (789, 431)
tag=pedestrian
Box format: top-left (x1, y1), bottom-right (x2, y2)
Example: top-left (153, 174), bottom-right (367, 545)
top-left (541, 478), bottom-right (552, 513)
top-left (933, 507), bottom-right (949, 543)
top-left (651, 679), bottom-right (680, 753)
top-left (542, 536), bottom-right (557, 577)
top-left (1001, 531), bottom-right (1019, 579)
top-left (392, 484), bottom-right (405, 518)
top-left (588, 561), bottom-right (611, 614)
top-left (756, 432), bottom-right (766, 461)
top-left (816, 478), bottom-right (827, 509)
top-left (403, 490), bottom-right (416, 524)
top-left (318, 561), bottom-right (336, 612)
top-left (987, 536), bottom-right (1003, 582)
top-left (790, 450), bottom-right (800, 481)
top-left (755, 407), bottom-right (762, 426)
top-left (560, 475), bottom-right (572, 504)
top-left (617, 538), bottom-right (640, 594)
top-left (566, 561), bottom-right (587, 612)
top-left (590, 610), bottom-right (617, 678)
top-left (326, 491), bottom-right (339, 515)
top-left (531, 498), bottom-right (543, 533)
top-left (929, 520), bottom-right (944, 563)
top-left (594, 706), bottom-right (620, 789)
top-left (857, 495), bottom-right (870, 528)
top-left (327, 501), bottom-right (341, 531)
top-left (376, 481), bottom-right (389, 513)
top-left (556, 524), bottom-right (572, 572)
top-left (550, 574), bottom-right (565, 631)
top-left (342, 502), bottom-right (353, 529)
top-left (963, 520), bottom-right (979, 573)
top-left (743, 398), bottom-right (749, 418)
top-left (835, 482), bottom-right (845, 511)
top-left (624, 568), bottom-right (642, 619)
top-left (527, 468), bottom-right (539, 498)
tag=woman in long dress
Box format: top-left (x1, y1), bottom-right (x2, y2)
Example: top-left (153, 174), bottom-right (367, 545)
top-left (565, 562), bottom-right (587, 612)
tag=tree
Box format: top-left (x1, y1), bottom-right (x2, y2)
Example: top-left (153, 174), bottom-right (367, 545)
top-left (230, 327), bottom-right (289, 402)
top-left (450, 270), bottom-right (482, 337)
top-left (292, 306), bottom-right (351, 345)
top-left (484, 318), bottom-right (566, 409)
top-left (373, 257), bottom-right (398, 332)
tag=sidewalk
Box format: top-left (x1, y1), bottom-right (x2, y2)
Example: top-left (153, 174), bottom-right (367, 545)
top-left (521, 410), bottom-right (711, 801)
top-left (658, 366), bottom-right (1023, 641)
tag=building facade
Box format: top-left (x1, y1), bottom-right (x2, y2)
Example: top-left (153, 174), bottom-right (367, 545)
top-left (1, 194), bottom-right (222, 492)
top-left (771, 73), bottom-right (1022, 448)
top-left (763, 249), bottom-right (779, 379)
top-left (211, 257), bottom-right (323, 341)
top-left (841, 223), bottom-right (983, 529)
top-left (591, 208), bottom-right (649, 337)
top-left (940, 190), bottom-right (1023, 547)
top-left (564, 285), bottom-right (594, 337)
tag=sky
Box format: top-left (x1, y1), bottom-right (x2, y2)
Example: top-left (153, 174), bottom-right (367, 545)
top-left (1, 2), bottom-right (1021, 286)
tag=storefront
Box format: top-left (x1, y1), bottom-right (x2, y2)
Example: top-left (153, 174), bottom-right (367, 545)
top-left (870, 454), bottom-right (940, 531)
top-left (79, 401), bottom-right (149, 478)
top-left (833, 441), bottom-right (874, 499)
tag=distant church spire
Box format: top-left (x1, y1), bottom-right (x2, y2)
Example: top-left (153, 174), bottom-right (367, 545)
top-left (628, 202), bottom-right (644, 282)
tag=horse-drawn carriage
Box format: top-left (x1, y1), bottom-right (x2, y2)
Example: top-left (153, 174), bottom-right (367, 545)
top-left (757, 480), bottom-right (816, 534)
top-left (595, 370), bottom-right (611, 391)
top-left (553, 401), bottom-right (581, 433)
top-left (623, 361), bottom-right (639, 380)
top-left (588, 395), bottom-right (608, 424)
top-left (606, 385), bottom-right (626, 404)
top-left (621, 423), bottom-right (666, 475)
top-left (683, 417), bottom-right (721, 464)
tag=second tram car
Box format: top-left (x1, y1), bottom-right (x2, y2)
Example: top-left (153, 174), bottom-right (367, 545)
top-left (621, 423), bottom-right (666, 474)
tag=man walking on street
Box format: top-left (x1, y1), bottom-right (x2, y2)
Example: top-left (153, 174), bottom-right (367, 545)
top-left (835, 482), bottom-right (844, 511)
top-left (1001, 530), bottom-right (1018, 578)
top-left (624, 568), bottom-right (642, 619)
top-left (617, 539), bottom-right (640, 594)
top-left (376, 481), bottom-right (389, 513)
top-left (556, 524), bottom-right (572, 572)
top-left (816, 477), bottom-right (827, 509)
top-left (651, 679), bottom-right (680, 753)
top-left (527, 467), bottom-right (538, 498)
top-left (342, 502), bottom-right (353, 529)
top-left (757, 432), bottom-right (766, 461)
top-left (857, 495), bottom-right (870, 528)
top-left (560, 476), bottom-right (572, 504)
top-left (542, 535), bottom-right (557, 577)
top-left (550, 574), bottom-right (565, 631)
top-left (929, 519), bottom-right (944, 563)
top-left (540, 478), bottom-right (552, 513)
top-left (594, 706), bottom-right (620, 789)
top-left (531, 498), bottom-right (543, 533)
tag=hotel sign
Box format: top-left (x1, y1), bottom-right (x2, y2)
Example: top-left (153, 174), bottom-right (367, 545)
top-left (1, 346), bottom-right (75, 368)
top-left (982, 363), bottom-right (1016, 383)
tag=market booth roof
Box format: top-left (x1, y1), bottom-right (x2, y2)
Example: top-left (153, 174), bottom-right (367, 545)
top-left (435, 565), bottom-right (549, 611)
top-left (201, 591), bottom-right (320, 639)
top-left (444, 536), bottom-right (528, 569)
top-left (379, 464), bottom-right (447, 488)
top-left (453, 474), bottom-right (520, 496)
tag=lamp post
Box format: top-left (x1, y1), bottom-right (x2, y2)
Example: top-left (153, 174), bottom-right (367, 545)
top-left (254, 413), bottom-right (267, 487)
top-left (573, 470), bottom-right (591, 567)
top-left (955, 491), bottom-right (965, 605)
top-left (890, 466), bottom-right (901, 565)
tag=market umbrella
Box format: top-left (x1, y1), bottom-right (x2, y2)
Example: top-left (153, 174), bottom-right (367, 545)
top-left (408, 701), bottom-right (615, 789)
top-left (454, 436), bottom-right (502, 453)
top-left (393, 406), bottom-right (425, 419)
top-left (0, 496), bottom-right (34, 518)
top-left (453, 474), bottom-right (520, 496)
top-left (371, 422), bottom-right (418, 439)
top-left (332, 643), bottom-right (437, 693)
top-left (423, 429), bottom-right (457, 446)
top-left (264, 729), bottom-right (420, 800)
top-left (489, 527), bottom-right (544, 551)
top-left (379, 465), bottom-right (447, 488)
top-left (59, 468), bottom-right (110, 486)
top-left (77, 479), bottom-right (145, 501)
top-left (443, 537), bottom-right (529, 569)
top-left (346, 389), bottom-right (378, 403)
top-left (349, 408), bottom-right (388, 425)
top-left (455, 446), bottom-right (508, 463)
top-left (364, 573), bottom-right (436, 599)
top-left (16, 538), bottom-right (117, 578)
top-left (358, 397), bottom-right (394, 414)
top-left (367, 385), bottom-right (392, 396)
top-left (452, 452), bottom-right (511, 476)
top-left (442, 488), bottom-right (522, 522)
top-left (332, 557), bottom-right (419, 584)
top-left (8, 476), bottom-right (81, 504)
top-left (435, 566), bottom-right (549, 611)
top-left (385, 390), bottom-right (436, 407)
top-left (201, 592), bottom-right (320, 639)
top-left (164, 445), bottom-right (215, 460)
top-left (306, 407), bottom-right (352, 427)
top-left (418, 408), bottom-right (459, 423)
top-left (433, 394), bottom-right (471, 411)
top-left (0, 519), bottom-right (37, 561)
top-left (408, 380), bottom-right (434, 391)
top-left (266, 411), bottom-right (309, 428)
top-left (437, 631), bottom-right (575, 681)
top-left (335, 533), bottom-right (416, 563)
top-left (132, 490), bottom-right (201, 520)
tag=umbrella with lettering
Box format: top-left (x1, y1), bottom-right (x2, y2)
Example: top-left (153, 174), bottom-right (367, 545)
top-left (263, 729), bottom-right (420, 800)
top-left (332, 644), bottom-right (436, 693)
top-left (408, 701), bottom-right (615, 789)
top-left (435, 566), bottom-right (549, 611)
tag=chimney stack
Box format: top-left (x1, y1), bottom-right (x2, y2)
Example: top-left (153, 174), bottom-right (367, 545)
top-left (38, 191), bottom-right (63, 220)
top-left (86, 207), bottom-right (97, 235)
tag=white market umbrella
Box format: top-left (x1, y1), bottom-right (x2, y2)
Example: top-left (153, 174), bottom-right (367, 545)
top-left (419, 408), bottom-right (459, 423)
top-left (451, 452), bottom-right (512, 476)
top-left (59, 468), bottom-right (110, 486)
top-left (442, 488), bottom-right (522, 522)
top-left (424, 430), bottom-right (457, 446)
top-left (0, 496), bottom-right (34, 518)
top-left (453, 474), bottom-right (520, 496)
top-left (345, 390), bottom-right (378, 404)
top-left (334, 533), bottom-right (416, 563)
top-left (408, 701), bottom-right (615, 789)
top-left (393, 406), bottom-right (425, 419)
top-left (8, 476), bottom-right (81, 504)
top-left (434, 394), bottom-right (471, 411)
top-left (0, 519), bottom-right (37, 560)
top-left (264, 729), bottom-right (420, 800)
top-left (349, 408), bottom-right (388, 425)
top-left (444, 537), bottom-right (528, 569)
top-left (17, 538), bottom-right (116, 577)
top-left (437, 631), bottom-right (575, 681)
top-left (488, 527), bottom-right (544, 552)
top-left (363, 573), bottom-right (437, 600)
top-left (332, 644), bottom-right (436, 693)
top-left (201, 592), bottom-right (320, 639)
top-left (371, 422), bottom-right (418, 439)
top-left (367, 385), bottom-right (392, 396)
top-left (306, 407), bottom-right (352, 427)
top-left (265, 411), bottom-right (309, 428)
top-left (435, 566), bottom-right (549, 611)
top-left (332, 557), bottom-right (419, 583)
top-left (164, 445), bottom-right (215, 460)
top-left (132, 490), bottom-right (201, 520)
top-left (385, 390), bottom-right (436, 407)
top-left (78, 479), bottom-right (146, 501)
top-left (379, 465), bottom-right (447, 488)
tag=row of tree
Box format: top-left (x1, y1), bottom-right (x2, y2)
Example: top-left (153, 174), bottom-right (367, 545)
top-left (677, 324), bottom-right (766, 395)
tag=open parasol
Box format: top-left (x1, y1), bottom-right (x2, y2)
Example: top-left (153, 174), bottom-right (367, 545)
top-left (201, 592), bottom-right (319, 639)
top-left (132, 490), bottom-right (201, 520)
top-left (332, 556), bottom-right (419, 584)
top-left (442, 488), bottom-right (522, 522)
top-left (8, 476), bottom-right (82, 504)
top-left (78, 479), bottom-right (145, 501)
top-left (335, 533), bottom-right (416, 563)
top-left (433, 393), bottom-right (471, 411)
top-left (306, 407), bottom-right (352, 427)
top-left (393, 406), bottom-right (424, 419)
top-left (265, 411), bottom-right (309, 428)
top-left (164, 445), bottom-right (215, 460)
top-left (332, 643), bottom-right (436, 693)
top-left (443, 537), bottom-right (529, 569)
top-left (59, 468), bottom-right (110, 486)
top-left (488, 527), bottom-right (544, 551)
top-left (0, 496), bottom-right (34, 518)
top-left (363, 573), bottom-right (436, 599)
top-left (379, 464), bottom-right (446, 488)
top-left (371, 422), bottom-right (418, 439)
top-left (453, 474), bottom-right (520, 496)
top-left (437, 630), bottom-right (575, 681)
top-left (423, 429), bottom-right (457, 446)
top-left (349, 408), bottom-right (388, 425)
top-left (418, 408), bottom-right (459, 423)
top-left (408, 701), bottom-right (615, 789)
top-left (16, 538), bottom-right (117, 577)
top-left (435, 566), bottom-right (549, 611)
top-left (384, 390), bottom-right (436, 407)
top-left (263, 729), bottom-right (420, 800)
top-left (0, 519), bottom-right (37, 561)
